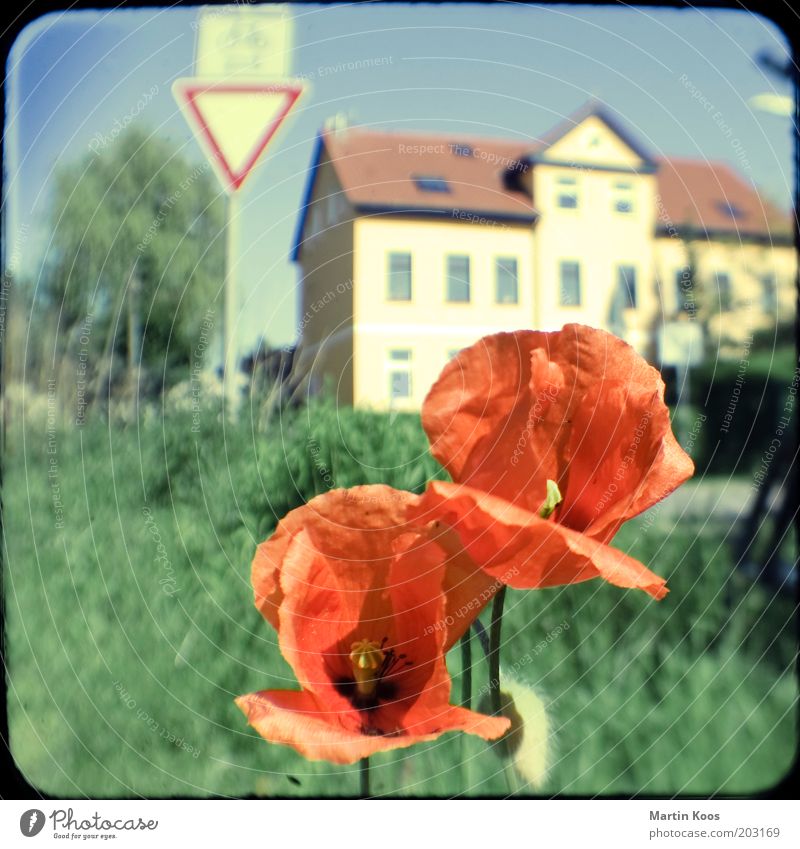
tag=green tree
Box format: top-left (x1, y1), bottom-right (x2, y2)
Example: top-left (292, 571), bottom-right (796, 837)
top-left (42, 126), bottom-right (225, 389)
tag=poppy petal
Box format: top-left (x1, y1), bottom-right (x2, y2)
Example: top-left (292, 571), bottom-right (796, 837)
top-left (423, 526), bottom-right (504, 648)
top-left (378, 648), bottom-right (511, 741)
top-left (421, 325), bottom-right (690, 527)
top-left (422, 330), bottom-right (560, 512)
top-left (252, 524), bottom-right (291, 632)
top-left (623, 422), bottom-right (695, 524)
top-left (276, 529), bottom-right (391, 722)
top-left (410, 481), bottom-right (668, 600)
top-left (396, 697), bottom-right (511, 742)
top-left (433, 705), bottom-right (512, 741)
top-left (383, 534), bottom-right (450, 699)
top-left (235, 689), bottom-right (509, 765)
top-left (254, 486), bottom-right (496, 655)
top-left (252, 486), bottom-right (420, 632)
top-left (392, 527), bottom-right (498, 651)
top-left (557, 380), bottom-right (693, 538)
top-left (235, 689), bottom-right (430, 764)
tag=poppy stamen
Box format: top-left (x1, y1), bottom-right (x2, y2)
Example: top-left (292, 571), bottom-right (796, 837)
top-left (349, 639), bottom-right (386, 699)
top-left (379, 649), bottom-right (413, 678)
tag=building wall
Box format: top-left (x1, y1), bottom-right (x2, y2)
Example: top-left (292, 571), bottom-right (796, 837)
top-left (531, 156), bottom-right (659, 354)
top-left (293, 154), bottom-right (356, 403)
top-left (351, 216), bottom-right (535, 410)
top-left (654, 235), bottom-right (796, 348)
top-left (293, 120), bottom-right (794, 409)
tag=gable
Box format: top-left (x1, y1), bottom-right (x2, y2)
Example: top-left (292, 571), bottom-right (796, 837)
top-left (538, 114), bottom-right (653, 171)
top-left (291, 137), bottom-right (353, 261)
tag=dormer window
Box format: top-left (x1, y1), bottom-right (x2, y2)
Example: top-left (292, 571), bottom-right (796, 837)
top-left (715, 201), bottom-right (746, 220)
top-left (413, 176), bottom-right (450, 193)
top-left (503, 160), bottom-right (528, 191)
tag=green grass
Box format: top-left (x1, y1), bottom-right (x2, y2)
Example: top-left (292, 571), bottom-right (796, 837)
top-left (3, 398), bottom-right (796, 797)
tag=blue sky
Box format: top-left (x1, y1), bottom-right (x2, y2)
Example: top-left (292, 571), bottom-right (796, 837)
top-left (5, 2), bottom-right (794, 352)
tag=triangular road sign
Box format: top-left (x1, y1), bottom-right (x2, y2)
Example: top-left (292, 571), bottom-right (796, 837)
top-left (173, 78), bottom-right (304, 192)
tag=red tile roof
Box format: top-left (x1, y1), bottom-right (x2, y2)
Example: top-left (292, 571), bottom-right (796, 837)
top-left (292, 112), bottom-right (793, 260)
top-left (322, 127), bottom-right (538, 221)
top-left (655, 157), bottom-right (793, 240)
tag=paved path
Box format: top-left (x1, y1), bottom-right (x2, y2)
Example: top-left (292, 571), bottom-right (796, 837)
top-left (641, 476), bottom-right (788, 525)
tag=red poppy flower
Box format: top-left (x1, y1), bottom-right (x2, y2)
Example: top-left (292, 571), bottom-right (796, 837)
top-left (236, 486), bottom-right (510, 764)
top-left (410, 325), bottom-right (694, 599)
top-left (249, 485), bottom-right (497, 638)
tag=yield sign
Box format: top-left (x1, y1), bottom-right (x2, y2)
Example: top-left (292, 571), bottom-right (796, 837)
top-left (172, 78), bottom-right (304, 192)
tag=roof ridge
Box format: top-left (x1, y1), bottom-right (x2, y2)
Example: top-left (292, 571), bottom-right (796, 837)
top-left (656, 155), bottom-right (741, 172)
top-left (322, 124), bottom-right (539, 149)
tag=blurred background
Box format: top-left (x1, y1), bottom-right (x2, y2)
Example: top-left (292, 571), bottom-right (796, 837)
top-left (2, 2), bottom-right (797, 797)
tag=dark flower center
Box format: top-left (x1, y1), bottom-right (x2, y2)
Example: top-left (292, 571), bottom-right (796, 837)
top-left (334, 636), bottom-right (413, 714)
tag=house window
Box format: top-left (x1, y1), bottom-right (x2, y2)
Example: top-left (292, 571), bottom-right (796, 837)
top-left (714, 272), bottom-right (732, 311)
top-left (675, 267), bottom-right (694, 313)
top-left (614, 181), bottom-right (634, 214)
top-left (388, 349), bottom-right (412, 399)
top-left (413, 175), bottom-right (450, 193)
top-left (762, 273), bottom-right (778, 314)
top-left (446, 255), bottom-right (471, 302)
top-left (387, 252), bottom-right (412, 301)
top-left (556, 176), bottom-right (578, 209)
top-left (558, 193), bottom-right (578, 209)
top-left (559, 261), bottom-right (581, 306)
top-left (617, 264), bottom-right (637, 309)
top-left (495, 257), bottom-right (519, 304)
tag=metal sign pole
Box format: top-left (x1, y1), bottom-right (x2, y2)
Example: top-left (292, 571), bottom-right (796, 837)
top-left (224, 190), bottom-right (240, 420)
top-left (174, 7), bottom-right (301, 425)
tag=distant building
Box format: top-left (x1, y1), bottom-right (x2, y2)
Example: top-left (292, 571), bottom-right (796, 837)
top-left (653, 156), bottom-right (794, 348)
top-left (290, 102), bottom-right (794, 410)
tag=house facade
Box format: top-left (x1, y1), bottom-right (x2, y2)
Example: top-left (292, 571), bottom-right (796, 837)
top-left (290, 104), bottom-right (795, 410)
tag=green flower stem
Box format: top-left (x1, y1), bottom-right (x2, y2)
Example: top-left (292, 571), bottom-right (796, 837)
top-left (460, 631), bottom-right (473, 709)
top-left (488, 585), bottom-right (507, 716)
top-left (472, 618), bottom-right (490, 657)
top-left (360, 757), bottom-right (370, 798)
top-left (487, 585), bottom-right (518, 796)
top-left (459, 630), bottom-right (474, 795)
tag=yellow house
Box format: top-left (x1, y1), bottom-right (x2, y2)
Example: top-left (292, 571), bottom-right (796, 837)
top-left (290, 103), bottom-right (794, 409)
top-left (653, 157), bottom-right (794, 351)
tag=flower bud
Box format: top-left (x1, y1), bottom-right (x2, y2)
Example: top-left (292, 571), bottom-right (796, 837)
top-left (480, 672), bottom-right (549, 789)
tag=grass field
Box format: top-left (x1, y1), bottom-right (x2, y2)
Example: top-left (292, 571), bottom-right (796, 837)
top-left (3, 397), bottom-right (797, 797)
